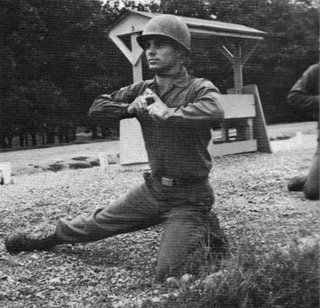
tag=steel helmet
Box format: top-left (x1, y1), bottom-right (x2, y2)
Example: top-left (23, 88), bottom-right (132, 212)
top-left (137, 14), bottom-right (191, 53)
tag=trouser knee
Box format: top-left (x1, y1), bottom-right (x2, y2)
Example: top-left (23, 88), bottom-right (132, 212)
top-left (155, 262), bottom-right (171, 282)
top-left (154, 211), bottom-right (228, 282)
top-left (154, 250), bottom-right (197, 282)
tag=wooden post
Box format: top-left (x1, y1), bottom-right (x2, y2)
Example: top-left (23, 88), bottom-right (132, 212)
top-left (219, 44), bottom-right (243, 93)
top-left (233, 44), bottom-right (243, 93)
top-left (131, 33), bottom-right (143, 82)
top-left (119, 33), bottom-right (149, 167)
top-left (243, 85), bottom-right (272, 153)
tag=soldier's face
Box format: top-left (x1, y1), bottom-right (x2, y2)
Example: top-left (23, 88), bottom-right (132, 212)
top-left (145, 38), bottom-right (181, 75)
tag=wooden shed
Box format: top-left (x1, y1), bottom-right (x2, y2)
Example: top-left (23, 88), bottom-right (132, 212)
top-left (107, 10), bottom-right (271, 167)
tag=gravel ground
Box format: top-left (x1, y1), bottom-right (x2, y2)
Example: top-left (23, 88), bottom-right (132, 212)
top-left (0, 122), bottom-right (319, 307)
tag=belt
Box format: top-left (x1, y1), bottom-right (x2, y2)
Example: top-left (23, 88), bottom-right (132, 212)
top-left (147, 173), bottom-right (207, 187)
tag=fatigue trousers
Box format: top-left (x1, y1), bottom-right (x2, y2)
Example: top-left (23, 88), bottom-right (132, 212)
top-left (54, 174), bottom-right (216, 280)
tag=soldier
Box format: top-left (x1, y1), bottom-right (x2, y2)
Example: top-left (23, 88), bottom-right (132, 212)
top-left (5, 14), bottom-right (227, 281)
top-left (287, 63), bottom-right (319, 200)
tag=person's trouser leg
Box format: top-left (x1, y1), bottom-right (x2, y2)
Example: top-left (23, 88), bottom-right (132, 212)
top-left (54, 176), bottom-right (227, 280)
top-left (156, 205), bottom-right (210, 281)
top-left (153, 179), bottom-right (227, 281)
top-left (54, 182), bottom-right (161, 243)
top-left (304, 148), bottom-right (319, 200)
top-left (5, 181), bottom-right (163, 254)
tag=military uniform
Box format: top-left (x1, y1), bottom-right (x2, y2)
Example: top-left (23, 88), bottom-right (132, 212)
top-left (5, 14), bottom-right (228, 280)
top-left (54, 68), bottom-right (225, 280)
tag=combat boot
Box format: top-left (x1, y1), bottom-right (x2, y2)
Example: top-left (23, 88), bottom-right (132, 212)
top-left (288, 175), bottom-right (307, 192)
top-left (5, 232), bottom-right (59, 253)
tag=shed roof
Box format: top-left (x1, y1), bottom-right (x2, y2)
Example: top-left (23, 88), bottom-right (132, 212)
top-left (109, 10), bottom-right (265, 40)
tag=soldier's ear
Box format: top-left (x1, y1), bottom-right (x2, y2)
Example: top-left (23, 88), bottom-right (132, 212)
top-left (174, 47), bottom-right (184, 59)
top-left (175, 47), bottom-right (189, 65)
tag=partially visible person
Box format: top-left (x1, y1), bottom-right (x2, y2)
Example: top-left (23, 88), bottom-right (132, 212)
top-left (287, 63), bottom-right (319, 200)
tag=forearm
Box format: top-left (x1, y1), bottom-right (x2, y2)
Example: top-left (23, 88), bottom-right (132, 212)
top-left (287, 64), bottom-right (319, 113)
top-left (89, 94), bottom-right (133, 121)
top-left (88, 82), bottom-right (145, 121)
top-left (288, 92), bottom-right (319, 113)
top-left (165, 94), bottom-right (224, 123)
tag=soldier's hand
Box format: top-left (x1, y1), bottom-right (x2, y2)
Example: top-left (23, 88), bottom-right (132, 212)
top-left (147, 93), bottom-right (170, 122)
top-left (127, 95), bottom-right (149, 115)
top-left (127, 89), bottom-right (155, 115)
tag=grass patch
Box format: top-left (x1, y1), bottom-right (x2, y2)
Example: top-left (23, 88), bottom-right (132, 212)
top-left (153, 235), bottom-right (319, 308)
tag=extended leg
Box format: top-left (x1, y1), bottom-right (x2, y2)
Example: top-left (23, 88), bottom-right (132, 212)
top-left (5, 183), bottom-right (161, 253)
top-left (55, 183), bottom-right (160, 243)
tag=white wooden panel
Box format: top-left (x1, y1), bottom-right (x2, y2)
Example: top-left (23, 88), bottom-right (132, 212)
top-left (120, 118), bottom-right (148, 165)
top-left (109, 14), bottom-right (148, 37)
top-left (208, 139), bottom-right (257, 157)
top-left (220, 94), bottom-right (255, 119)
top-left (0, 162), bottom-right (11, 184)
top-left (109, 34), bottom-right (135, 64)
top-left (228, 86), bottom-right (272, 153)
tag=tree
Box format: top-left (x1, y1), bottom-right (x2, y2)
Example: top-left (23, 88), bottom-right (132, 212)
top-left (160, 0), bottom-right (212, 17)
top-left (0, 0), bottom-right (128, 147)
top-left (159, 0), bottom-right (319, 123)
top-left (1, 0), bottom-right (318, 149)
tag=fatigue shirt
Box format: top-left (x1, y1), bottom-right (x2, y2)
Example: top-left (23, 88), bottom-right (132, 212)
top-left (89, 68), bottom-right (224, 179)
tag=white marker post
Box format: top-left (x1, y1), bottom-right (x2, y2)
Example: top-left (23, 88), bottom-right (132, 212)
top-left (0, 162), bottom-right (12, 184)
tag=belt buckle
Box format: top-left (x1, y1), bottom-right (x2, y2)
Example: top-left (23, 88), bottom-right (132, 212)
top-left (161, 177), bottom-right (173, 187)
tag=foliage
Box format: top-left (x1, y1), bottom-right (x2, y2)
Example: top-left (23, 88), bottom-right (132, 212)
top-left (0, 0), bottom-right (318, 148)
top-left (159, 0), bottom-right (319, 123)
top-left (0, 0), bottom-right (129, 147)
top-left (150, 237), bottom-right (319, 308)
top-left (160, 0), bottom-right (213, 17)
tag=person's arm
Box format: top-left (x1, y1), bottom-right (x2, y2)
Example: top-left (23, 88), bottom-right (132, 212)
top-left (88, 82), bottom-right (146, 121)
top-left (147, 79), bottom-right (224, 125)
top-left (287, 65), bottom-right (319, 113)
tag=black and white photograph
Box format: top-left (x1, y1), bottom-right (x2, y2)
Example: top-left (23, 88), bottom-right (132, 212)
top-left (0, 0), bottom-right (319, 307)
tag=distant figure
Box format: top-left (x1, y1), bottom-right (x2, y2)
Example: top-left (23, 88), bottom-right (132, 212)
top-left (287, 63), bottom-right (319, 200)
